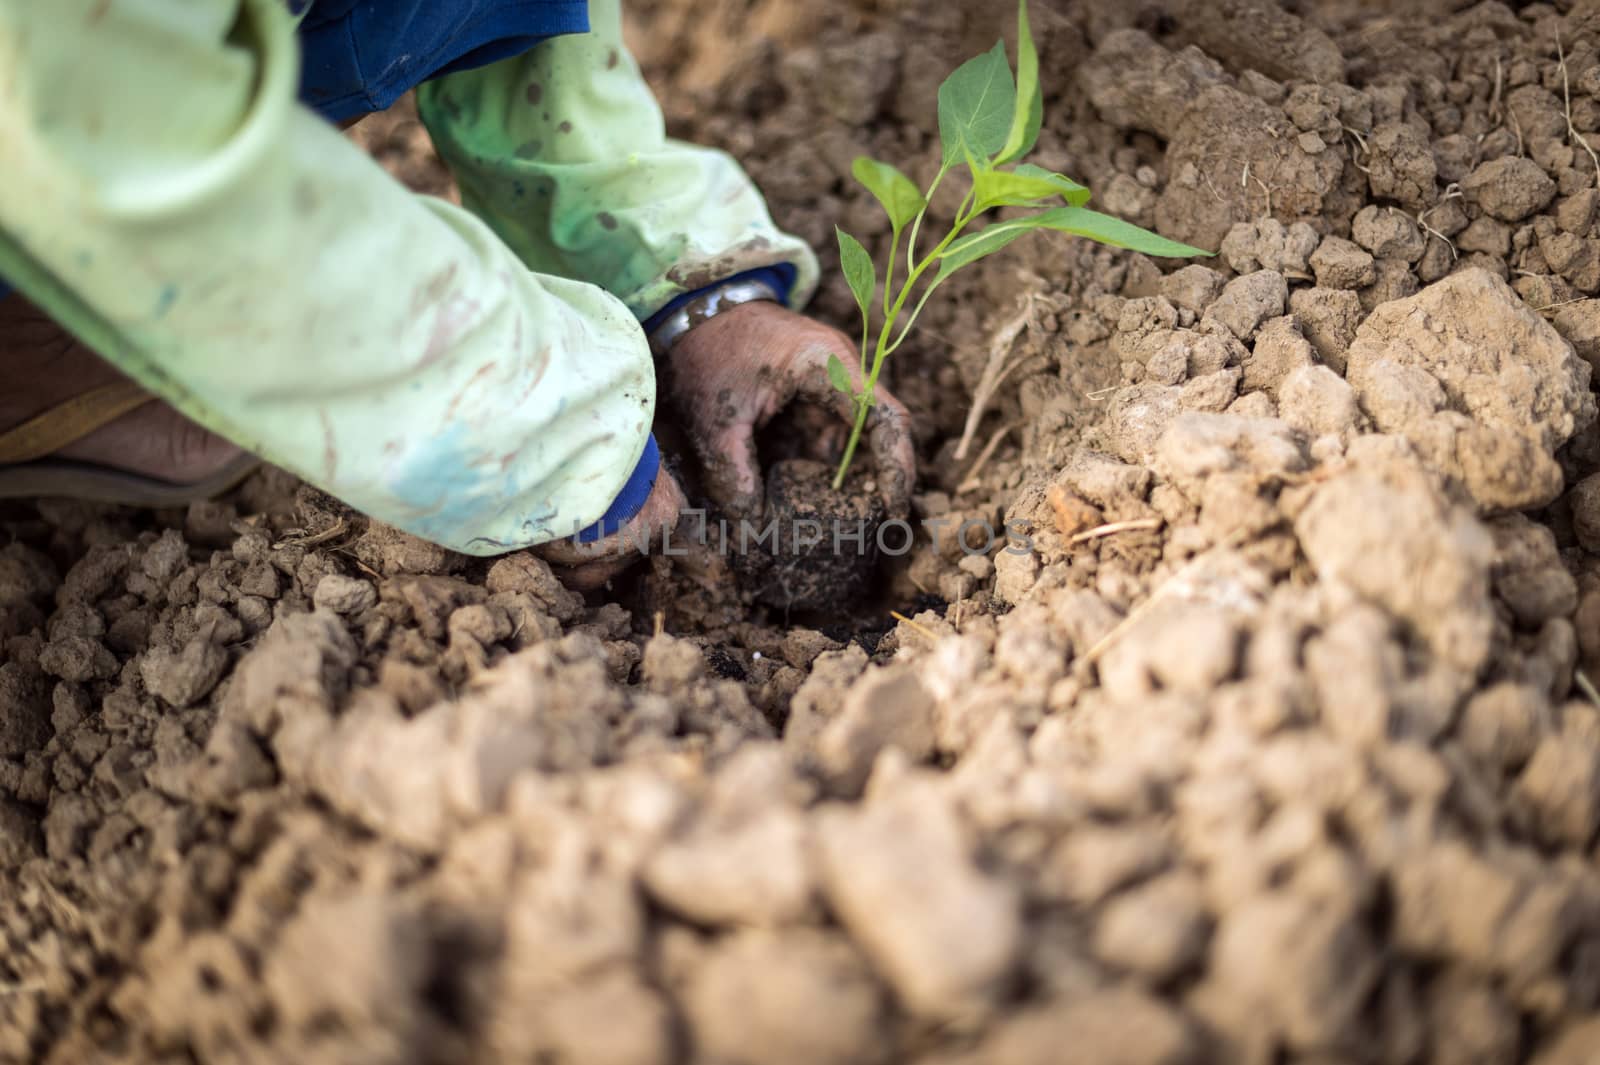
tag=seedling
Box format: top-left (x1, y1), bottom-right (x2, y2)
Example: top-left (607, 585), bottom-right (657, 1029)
top-left (827, 0), bottom-right (1212, 489)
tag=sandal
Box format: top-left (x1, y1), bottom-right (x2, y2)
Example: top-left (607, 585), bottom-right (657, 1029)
top-left (0, 379), bottom-right (259, 506)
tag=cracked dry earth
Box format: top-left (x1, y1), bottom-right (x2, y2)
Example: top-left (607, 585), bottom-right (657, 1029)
top-left (12, 0), bottom-right (1600, 1062)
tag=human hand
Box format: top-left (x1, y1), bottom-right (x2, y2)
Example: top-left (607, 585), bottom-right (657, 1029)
top-left (537, 465), bottom-right (691, 591)
top-left (662, 301), bottom-right (915, 520)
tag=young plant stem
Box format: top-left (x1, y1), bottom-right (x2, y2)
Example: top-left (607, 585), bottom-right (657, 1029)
top-left (834, 191), bottom-right (978, 490)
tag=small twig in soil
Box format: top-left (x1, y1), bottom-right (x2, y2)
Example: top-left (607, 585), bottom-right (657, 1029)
top-left (1578, 670), bottom-right (1600, 709)
top-left (275, 517), bottom-right (348, 549)
top-left (957, 420), bottom-right (1023, 495)
top-left (953, 295), bottom-right (1040, 462)
top-left (1490, 56), bottom-right (1505, 126)
top-left (1557, 35), bottom-right (1600, 181)
top-left (1250, 174), bottom-right (1275, 219)
top-left (1344, 128), bottom-right (1373, 177)
top-left (1068, 518), bottom-right (1164, 546)
top-left (1079, 527), bottom-right (1251, 670)
top-left (331, 547), bottom-right (382, 581)
top-left (653, 610), bottom-right (665, 638)
top-left (1535, 295), bottom-right (1590, 314)
top-left (1085, 385), bottom-right (1120, 401)
top-left (891, 610), bottom-right (941, 643)
top-left (1416, 188), bottom-right (1461, 262)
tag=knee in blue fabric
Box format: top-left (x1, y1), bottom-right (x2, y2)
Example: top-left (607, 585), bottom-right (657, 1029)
top-left (295, 0), bottom-right (591, 124)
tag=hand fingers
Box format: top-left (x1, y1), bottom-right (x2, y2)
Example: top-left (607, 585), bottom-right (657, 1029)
top-left (864, 388), bottom-right (916, 518)
top-left (549, 555), bottom-right (634, 592)
top-left (797, 362), bottom-right (916, 519)
top-left (694, 421), bottom-right (764, 522)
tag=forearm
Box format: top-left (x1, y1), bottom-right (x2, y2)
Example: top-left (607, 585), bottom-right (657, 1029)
top-left (416, 0), bottom-right (820, 321)
top-left (0, 0), bottom-right (656, 553)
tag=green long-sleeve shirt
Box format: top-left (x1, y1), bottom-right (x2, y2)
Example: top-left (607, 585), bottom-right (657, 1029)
top-left (0, 0), bottom-right (818, 552)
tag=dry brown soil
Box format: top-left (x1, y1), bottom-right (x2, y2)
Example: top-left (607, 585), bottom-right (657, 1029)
top-left (8, 0), bottom-right (1600, 1062)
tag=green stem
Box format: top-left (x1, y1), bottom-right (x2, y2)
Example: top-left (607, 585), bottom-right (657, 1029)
top-left (886, 276), bottom-right (945, 356)
top-left (903, 165), bottom-right (949, 281)
top-left (882, 232), bottom-right (900, 321)
top-left (833, 198), bottom-right (978, 490)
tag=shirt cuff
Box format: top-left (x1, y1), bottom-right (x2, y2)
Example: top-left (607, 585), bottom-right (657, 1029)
top-left (575, 432), bottom-right (661, 543)
top-left (642, 264), bottom-right (796, 337)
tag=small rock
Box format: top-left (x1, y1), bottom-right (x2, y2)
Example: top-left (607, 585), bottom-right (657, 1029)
top-left (1153, 412), bottom-right (1307, 487)
top-left (1178, 367), bottom-right (1241, 412)
top-left (1570, 473), bottom-right (1600, 553)
top-left (1159, 264), bottom-right (1226, 315)
top-left (1345, 269), bottom-right (1597, 511)
top-left (1514, 732), bottom-right (1600, 847)
top-left (1051, 826), bottom-right (1171, 906)
top-left (38, 634), bottom-right (118, 684)
top-left (1426, 975), bottom-right (1521, 1065)
top-left (683, 930), bottom-right (885, 1065)
top-left (994, 548), bottom-right (1040, 605)
top-left (1092, 872), bottom-right (1209, 982)
top-left (1359, 258), bottom-right (1421, 312)
top-left (1296, 462), bottom-right (1496, 673)
top-left (1489, 514), bottom-right (1579, 626)
top-left (1459, 683), bottom-right (1548, 772)
top-left (1309, 237), bottom-right (1377, 289)
top-left (1288, 287), bottom-right (1364, 372)
top-left (1458, 216), bottom-right (1513, 258)
top-left (1352, 206), bottom-right (1426, 262)
top-left (1204, 271), bottom-right (1288, 341)
top-left (1207, 893), bottom-right (1379, 1051)
top-left (1551, 299), bottom-right (1600, 374)
top-left (1367, 122), bottom-right (1438, 210)
top-left (643, 806), bottom-right (814, 927)
top-left (815, 781), bottom-right (1021, 1021)
top-left (1533, 1018), bottom-right (1600, 1065)
top-left (816, 666), bottom-right (936, 796)
top-left (1277, 365), bottom-right (1362, 439)
top-left (977, 990), bottom-right (1199, 1065)
top-left (141, 637), bottom-right (230, 708)
top-left (0, 663), bottom-right (52, 757)
top-left (313, 574), bottom-right (377, 615)
top-left (1220, 219), bottom-right (1319, 276)
top-left (1462, 156), bottom-right (1558, 222)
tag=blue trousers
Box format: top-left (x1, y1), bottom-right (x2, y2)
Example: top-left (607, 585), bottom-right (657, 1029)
top-left (294, 0), bottom-right (591, 123)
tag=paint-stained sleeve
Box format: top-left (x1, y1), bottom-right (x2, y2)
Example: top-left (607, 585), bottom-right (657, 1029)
top-left (0, 0), bottom-right (656, 554)
top-left (415, 0), bottom-right (820, 322)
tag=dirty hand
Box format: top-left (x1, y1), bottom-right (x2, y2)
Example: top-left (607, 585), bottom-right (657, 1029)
top-left (663, 301), bottom-right (916, 520)
top-left (537, 466), bottom-right (692, 591)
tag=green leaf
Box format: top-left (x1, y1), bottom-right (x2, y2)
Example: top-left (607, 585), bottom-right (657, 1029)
top-left (836, 227), bottom-right (876, 318)
top-left (934, 204), bottom-right (1211, 284)
top-left (1036, 206), bottom-right (1212, 258)
top-left (996, 0), bottom-right (1042, 164)
top-left (853, 157), bottom-right (927, 233)
top-left (935, 214), bottom-right (1054, 281)
top-left (938, 40), bottom-right (1017, 169)
top-left (1013, 164), bottom-right (1091, 206)
top-left (826, 352), bottom-right (854, 396)
top-left (972, 167), bottom-right (1091, 212)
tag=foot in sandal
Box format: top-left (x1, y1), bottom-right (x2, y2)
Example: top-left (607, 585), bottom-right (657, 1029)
top-left (0, 294), bottom-right (253, 503)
